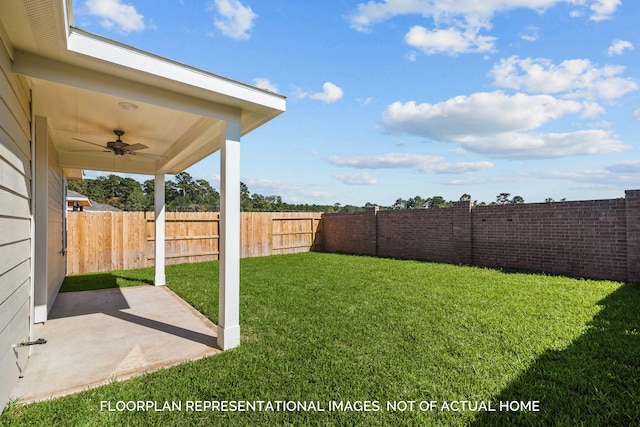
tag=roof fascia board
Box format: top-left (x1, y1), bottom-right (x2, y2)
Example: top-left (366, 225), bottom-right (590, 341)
top-left (66, 29), bottom-right (286, 112)
top-left (12, 49), bottom-right (243, 123)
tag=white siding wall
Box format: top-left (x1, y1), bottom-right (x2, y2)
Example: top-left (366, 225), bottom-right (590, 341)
top-left (0, 37), bottom-right (33, 409)
top-left (47, 133), bottom-right (65, 311)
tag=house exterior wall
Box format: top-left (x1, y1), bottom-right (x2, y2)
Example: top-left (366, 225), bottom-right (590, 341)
top-left (0, 36), bottom-right (33, 410)
top-left (46, 133), bottom-right (65, 311)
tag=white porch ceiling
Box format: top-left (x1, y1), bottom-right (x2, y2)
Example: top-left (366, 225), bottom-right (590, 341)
top-left (31, 78), bottom-right (224, 175)
top-left (0, 0), bottom-right (285, 176)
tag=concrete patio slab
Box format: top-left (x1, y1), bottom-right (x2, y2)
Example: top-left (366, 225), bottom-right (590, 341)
top-left (10, 286), bottom-right (220, 403)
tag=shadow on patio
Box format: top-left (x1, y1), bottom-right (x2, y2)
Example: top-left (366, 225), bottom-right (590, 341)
top-left (10, 285), bottom-right (220, 403)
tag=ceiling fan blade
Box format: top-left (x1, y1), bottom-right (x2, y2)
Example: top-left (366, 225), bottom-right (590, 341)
top-left (72, 137), bottom-right (106, 149)
top-left (67, 149), bottom-right (112, 153)
top-left (124, 143), bottom-right (149, 152)
top-left (128, 152), bottom-right (168, 160)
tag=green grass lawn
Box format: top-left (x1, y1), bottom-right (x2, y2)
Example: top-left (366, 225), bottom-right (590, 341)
top-left (2, 252), bottom-right (638, 426)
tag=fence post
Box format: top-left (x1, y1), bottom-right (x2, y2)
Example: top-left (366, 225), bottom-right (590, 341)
top-left (626, 190), bottom-right (640, 282)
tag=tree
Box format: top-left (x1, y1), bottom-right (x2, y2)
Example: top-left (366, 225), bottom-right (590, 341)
top-left (495, 193), bottom-right (511, 205)
top-left (459, 193), bottom-right (471, 202)
top-left (174, 172), bottom-right (197, 200)
top-left (240, 182), bottom-right (252, 211)
top-left (494, 193), bottom-right (524, 205)
top-left (427, 196), bottom-right (450, 208)
top-left (546, 197), bottom-right (566, 203)
top-left (195, 179), bottom-right (220, 211)
top-left (392, 198), bottom-right (407, 209)
top-left (406, 196), bottom-right (426, 209)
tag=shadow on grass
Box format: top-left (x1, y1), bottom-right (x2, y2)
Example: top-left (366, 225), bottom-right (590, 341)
top-left (60, 271), bottom-right (154, 293)
top-left (472, 282), bottom-right (640, 426)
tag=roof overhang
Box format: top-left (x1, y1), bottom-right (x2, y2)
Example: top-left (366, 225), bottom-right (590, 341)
top-left (66, 193), bottom-right (91, 208)
top-left (0, 0), bottom-right (285, 176)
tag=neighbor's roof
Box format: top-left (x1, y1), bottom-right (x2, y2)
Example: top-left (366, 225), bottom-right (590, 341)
top-left (66, 190), bottom-right (123, 212)
top-left (66, 190), bottom-right (92, 208)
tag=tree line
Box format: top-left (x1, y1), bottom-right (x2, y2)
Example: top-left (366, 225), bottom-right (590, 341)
top-left (68, 173), bottom-right (529, 212)
top-left (390, 192), bottom-right (525, 209)
top-left (67, 172), bottom-right (362, 212)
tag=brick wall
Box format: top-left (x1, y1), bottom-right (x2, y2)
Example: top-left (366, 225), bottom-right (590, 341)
top-left (322, 206), bottom-right (378, 256)
top-left (472, 200), bottom-right (627, 281)
top-left (321, 190), bottom-right (640, 282)
top-left (375, 201), bottom-right (473, 264)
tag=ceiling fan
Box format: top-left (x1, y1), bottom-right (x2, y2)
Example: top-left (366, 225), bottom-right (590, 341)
top-left (71, 130), bottom-right (167, 160)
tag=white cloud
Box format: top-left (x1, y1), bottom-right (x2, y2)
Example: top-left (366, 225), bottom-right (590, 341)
top-left (333, 173), bottom-right (378, 185)
top-left (327, 153), bottom-right (493, 175)
top-left (580, 101), bottom-right (605, 119)
top-left (423, 161), bottom-right (494, 174)
top-left (634, 108), bottom-right (640, 120)
top-left (213, 0), bottom-right (257, 40)
top-left (291, 86), bottom-right (309, 100)
top-left (244, 178), bottom-right (299, 194)
top-left (606, 160), bottom-right (640, 174)
top-left (457, 130), bottom-right (628, 159)
top-left (310, 82), bottom-right (344, 103)
top-left (85, 0), bottom-right (145, 33)
top-left (294, 82), bottom-right (344, 103)
top-left (347, 0), bottom-right (565, 32)
top-left (590, 0), bottom-right (621, 21)
top-left (381, 91), bottom-right (629, 159)
top-left (327, 152), bottom-right (442, 169)
top-left (242, 178), bottom-right (334, 203)
top-left (490, 56), bottom-right (638, 100)
top-left (193, 173), bottom-right (220, 188)
top-left (253, 78), bottom-right (279, 93)
top-left (382, 91), bottom-right (583, 141)
top-left (520, 25), bottom-right (539, 42)
top-left (357, 96), bottom-right (374, 105)
top-left (405, 24), bottom-right (496, 55)
top-left (524, 162), bottom-right (639, 188)
top-left (347, 1), bottom-right (617, 55)
top-left (607, 39), bottom-right (633, 56)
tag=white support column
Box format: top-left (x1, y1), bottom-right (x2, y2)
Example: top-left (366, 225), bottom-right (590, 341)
top-left (218, 121), bottom-right (241, 350)
top-left (154, 174), bottom-right (166, 286)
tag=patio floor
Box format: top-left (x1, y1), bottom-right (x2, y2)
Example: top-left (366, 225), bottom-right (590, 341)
top-left (10, 285), bottom-right (220, 403)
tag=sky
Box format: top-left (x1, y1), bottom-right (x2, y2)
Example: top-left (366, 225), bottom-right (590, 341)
top-left (73, 0), bottom-right (640, 206)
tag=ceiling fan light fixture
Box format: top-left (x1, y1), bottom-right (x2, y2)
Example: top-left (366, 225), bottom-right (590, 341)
top-left (118, 102), bottom-right (139, 111)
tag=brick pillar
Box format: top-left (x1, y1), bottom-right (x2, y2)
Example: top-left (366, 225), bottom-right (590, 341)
top-left (626, 190), bottom-right (640, 282)
top-left (452, 201), bottom-right (473, 265)
top-left (366, 205), bottom-right (379, 257)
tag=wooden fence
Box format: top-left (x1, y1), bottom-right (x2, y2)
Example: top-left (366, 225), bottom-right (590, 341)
top-left (66, 211), bottom-right (323, 275)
